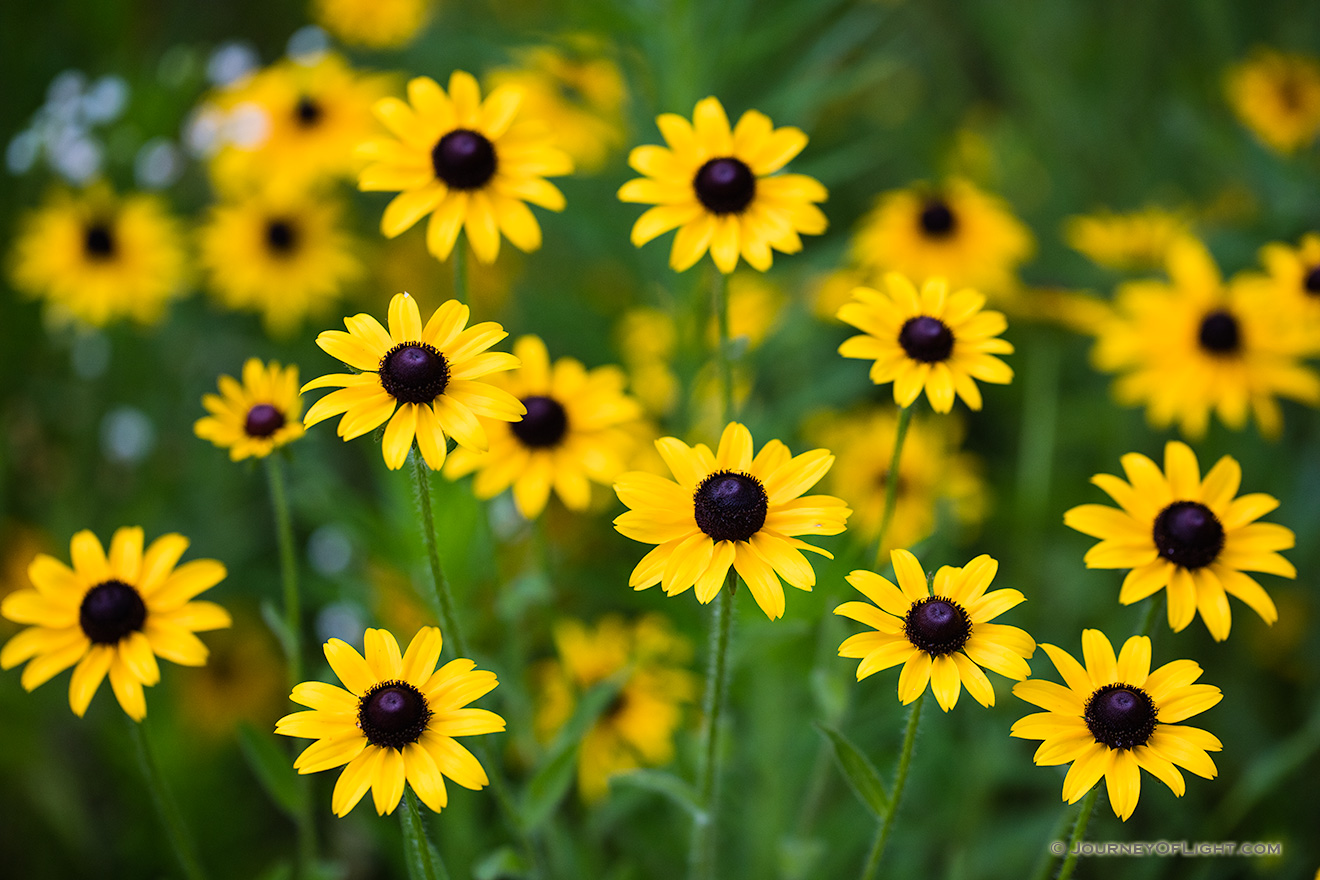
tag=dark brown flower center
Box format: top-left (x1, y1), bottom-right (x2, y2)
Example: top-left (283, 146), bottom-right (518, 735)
top-left (694, 157), bottom-right (756, 214)
top-left (1197, 310), bottom-right (1240, 355)
top-left (379, 342), bottom-right (450, 404)
top-left (294, 95), bottom-right (323, 128)
top-left (511, 395), bottom-right (568, 448)
top-left (903, 596), bottom-right (971, 656)
top-left (358, 680), bottom-right (432, 750)
top-left (1303, 265), bottom-right (1320, 295)
top-left (1152, 501), bottom-right (1224, 570)
top-left (918, 200), bottom-right (957, 237)
top-left (1084, 684), bottom-right (1157, 750)
top-left (244, 404), bottom-right (286, 438)
top-left (432, 129), bottom-right (497, 190)
top-left (84, 223), bottom-right (116, 260)
top-left (265, 219), bottom-right (298, 255)
top-left (80, 579), bottom-right (147, 645)
top-left (693, 471), bottom-right (768, 542)
top-left (898, 316), bottom-right (954, 363)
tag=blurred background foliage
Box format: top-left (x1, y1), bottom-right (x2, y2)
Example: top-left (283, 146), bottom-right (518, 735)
top-left (1, 0), bottom-right (1319, 878)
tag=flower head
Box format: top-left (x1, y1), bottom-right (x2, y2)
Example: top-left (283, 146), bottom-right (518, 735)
top-left (1225, 48), bottom-right (1320, 154)
top-left (1064, 441), bottom-right (1292, 641)
top-left (10, 185), bottom-right (186, 327)
top-left (613, 422), bottom-right (850, 620)
top-left (1063, 206), bottom-right (1193, 273)
top-left (444, 335), bottom-right (644, 518)
top-left (1012, 630), bottom-right (1222, 821)
top-left (618, 96), bottom-right (827, 274)
top-left (836, 550), bottom-right (1033, 712)
top-left (359, 71), bottom-right (573, 264)
top-left (276, 627), bottom-right (504, 816)
top-left (195, 359), bottom-right (305, 461)
top-left (838, 272), bottom-right (1014, 412)
top-left (1, 528), bottom-right (231, 720)
top-left (302, 292), bottom-right (525, 470)
top-left (312, 0), bottom-right (433, 49)
top-left (1091, 237), bottom-right (1320, 438)
top-left (1256, 232), bottom-right (1320, 324)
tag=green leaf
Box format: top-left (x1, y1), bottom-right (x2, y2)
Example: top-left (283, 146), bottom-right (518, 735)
top-left (817, 724), bottom-right (888, 817)
top-left (520, 676), bottom-right (623, 830)
top-left (609, 769), bottom-right (701, 816)
top-left (238, 722), bottom-right (307, 821)
top-left (472, 846), bottom-right (528, 880)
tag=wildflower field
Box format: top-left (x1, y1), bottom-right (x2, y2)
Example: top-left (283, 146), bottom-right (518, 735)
top-left (4, 1), bottom-right (1320, 878)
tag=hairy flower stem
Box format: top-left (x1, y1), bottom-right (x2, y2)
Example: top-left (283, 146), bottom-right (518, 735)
top-left (129, 718), bottom-right (207, 880)
top-left (689, 572), bottom-right (737, 880)
top-left (401, 789), bottom-right (451, 880)
top-left (873, 404), bottom-right (913, 568)
top-left (859, 691), bottom-right (924, 880)
top-left (1056, 787), bottom-right (1099, 880)
top-left (263, 453), bottom-right (318, 876)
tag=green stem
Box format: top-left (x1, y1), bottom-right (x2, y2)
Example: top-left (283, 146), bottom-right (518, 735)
top-left (129, 719), bottom-right (207, 880)
top-left (401, 789), bottom-right (450, 880)
top-left (873, 405), bottom-right (913, 568)
top-left (859, 691), bottom-right (923, 880)
top-left (688, 572), bottom-right (737, 880)
top-left (1056, 787), bottom-right (1099, 880)
top-left (712, 269), bottom-right (734, 421)
top-left (452, 237), bottom-right (468, 305)
top-left (410, 449), bottom-right (468, 659)
top-left (1137, 594), bottom-right (1165, 639)
top-left (1027, 803), bottom-right (1077, 880)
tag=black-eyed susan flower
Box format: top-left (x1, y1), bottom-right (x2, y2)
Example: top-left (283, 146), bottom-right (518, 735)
top-left (207, 54), bottom-right (387, 192)
top-left (618, 96), bottom-right (827, 274)
top-left (1012, 630), bottom-right (1222, 821)
top-left (835, 549), bottom-right (1033, 711)
top-left (534, 615), bottom-right (695, 801)
top-left (443, 335), bottom-right (644, 518)
top-left (276, 627), bottom-right (504, 816)
top-left (10, 184), bottom-right (186, 327)
top-left (358, 71), bottom-right (573, 264)
top-left (1225, 48), bottom-right (1320, 154)
top-left (302, 292), bottom-right (525, 470)
top-left (0, 527), bottom-right (230, 720)
top-left (1091, 237), bottom-right (1320, 439)
top-left (1063, 206), bottom-right (1193, 273)
top-left (613, 422), bottom-right (850, 620)
top-left (195, 358), bottom-right (305, 461)
top-left (808, 407), bottom-right (985, 554)
top-left (312, 0), bottom-right (433, 49)
top-left (1064, 440), bottom-right (1293, 641)
top-left (1256, 232), bottom-right (1320, 324)
top-left (838, 272), bottom-right (1014, 413)
top-left (849, 178), bottom-right (1033, 300)
top-left (199, 187), bottom-right (362, 336)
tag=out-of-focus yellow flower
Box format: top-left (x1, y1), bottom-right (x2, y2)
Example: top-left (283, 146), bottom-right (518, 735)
top-left (1225, 48), bottom-right (1320, 154)
top-left (534, 615), bottom-right (696, 802)
top-left (1255, 232), bottom-right (1320, 326)
top-left (489, 41), bottom-right (627, 173)
top-left (706, 272), bottom-right (787, 351)
top-left (811, 267), bottom-right (876, 323)
top-left (1020, 288), bottom-right (1115, 336)
top-left (616, 307), bottom-right (680, 417)
top-left (10, 184), bottom-right (186, 328)
top-left (311, 0), bottom-right (433, 50)
top-left (807, 407), bottom-right (985, 554)
top-left (1064, 206), bottom-right (1193, 272)
top-left (178, 607), bottom-right (286, 740)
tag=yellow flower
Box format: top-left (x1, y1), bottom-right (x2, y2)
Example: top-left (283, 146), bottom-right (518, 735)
top-left (616, 307), bottom-right (679, 417)
top-left (613, 422), bottom-right (850, 620)
top-left (198, 188), bottom-right (362, 336)
top-left (1225, 48), bottom-right (1320, 154)
top-left (837, 272), bottom-right (1014, 412)
top-left (1012, 630), bottom-right (1222, 821)
top-left (488, 42), bottom-right (628, 173)
top-left (1091, 237), bottom-right (1320, 439)
top-left (311, 0), bottom-right (433, 49)
top-left (207, 54), bottom-right (387, 192)
top-left (618, 96), bottom-right (827, 274)
top-left (444, 335), bottom-right (644, 518)
top-left (276, 627), bottom-right (504, 816)
top-left (808, 407), bottom-right (985, 554)
top-left (835, 549), bottom-right (1034, 712)
top-left (849, 178), bottom-right (1034, 300)
top-left (302, 292), bottom-right (525, 470)
top-left (1063, 440), bottom-right (1292, 642)
top-left (0, 527), bottom-right (231, 721)
top-left (534, 615), bottom-right (696, 801)
top-left (195, 359), bottom-right (305, 461)
top-left (1063, 206), bottom-right (1193, 272)
top-left (1256, 231), bottom-right (1320, 324)
top-left (705, 272), bottom-right (787, 351)
top-left (359, 71), bottom-right (573, 264)
top-left (10, 184), bottom-right (186, 327)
